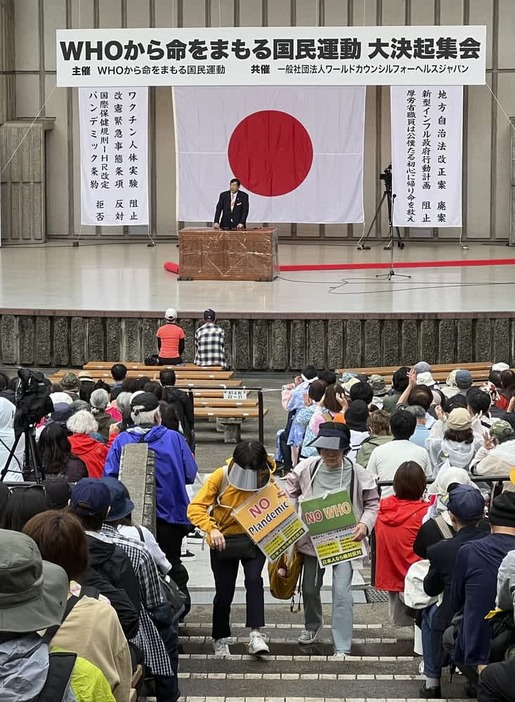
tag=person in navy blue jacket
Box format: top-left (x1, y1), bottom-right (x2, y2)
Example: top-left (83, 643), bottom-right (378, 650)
top-left (104, 391), bottom-right (198, 614)
top-left (449, 491), bottom-right (515, 695)
top-left (420, 484), bottom-right (486, 698)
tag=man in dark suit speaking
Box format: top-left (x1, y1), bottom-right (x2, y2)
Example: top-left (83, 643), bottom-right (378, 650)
top-left (213, 178), bottom-right (249, 230)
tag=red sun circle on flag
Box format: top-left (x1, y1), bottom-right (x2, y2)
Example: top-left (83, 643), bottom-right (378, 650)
top-left (228, 110), bottom-right (314, 197)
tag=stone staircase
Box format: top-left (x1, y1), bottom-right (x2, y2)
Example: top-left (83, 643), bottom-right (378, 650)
top-left (175, 599), bottom-right (468, 702)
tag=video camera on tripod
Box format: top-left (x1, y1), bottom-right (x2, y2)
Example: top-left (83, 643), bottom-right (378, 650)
top-left (379, 164), bottom-right (393, 193)
top-left (0, 369), bottom-right (54, 482)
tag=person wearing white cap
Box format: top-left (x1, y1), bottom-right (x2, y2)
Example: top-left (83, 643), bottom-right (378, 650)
top-left (413, 467), bottom-right (483, 559)
top-left (156, 308), bottom-right (186, 365)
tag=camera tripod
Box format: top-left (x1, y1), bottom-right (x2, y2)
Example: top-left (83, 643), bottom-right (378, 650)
top-left (0, 425), bottom-right (45, 483)
top-left (357, 167), bottom-right (404, 252)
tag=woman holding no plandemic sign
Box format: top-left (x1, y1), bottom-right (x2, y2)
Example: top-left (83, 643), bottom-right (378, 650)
top-left (187, 440), bottom-right (275, 658)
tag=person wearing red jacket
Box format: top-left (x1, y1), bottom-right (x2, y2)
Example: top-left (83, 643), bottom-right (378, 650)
top-left (66, 409), bottom-right (108, 479)
top-left (374, 461), bottom-right (428, 626)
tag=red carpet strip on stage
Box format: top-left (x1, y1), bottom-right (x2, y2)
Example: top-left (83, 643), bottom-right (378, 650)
top-left (164, 258), bottom-right (515, 275)
top-left (278, 258), bottom-right (515, 272)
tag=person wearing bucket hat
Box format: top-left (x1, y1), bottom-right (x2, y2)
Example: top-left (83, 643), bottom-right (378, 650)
top-left (426, 407), bottom-right (482, 475)
top-left (60, 372), bottom-right (80, 400)
top-left (286, 422), bottom-right (379, 657)
top-left (449, 491), bottom-right (515, 694)
top-left (188, 440), bottom-right (276, 658)
top-left (156, 307), bottom-right (186, 366)
top-left (0, 529), bottom-right (115, 702)
top-left (419, 485), bottom-right (487, 699)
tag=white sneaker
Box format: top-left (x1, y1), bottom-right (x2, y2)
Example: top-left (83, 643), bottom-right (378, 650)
top-left (298, 626), bottom-right (322, 644)
top-left (330, 652), bottom-right (348, 660)
top-left (212, 638), bottom-right (231, 657)
top-left (248, 631), bottom-right (270, 656)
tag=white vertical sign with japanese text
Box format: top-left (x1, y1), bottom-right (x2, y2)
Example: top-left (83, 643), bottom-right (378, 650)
top-left (79, 87), bottom-right (149, 226)
top-left (391, 86), bottom-right (463, 228)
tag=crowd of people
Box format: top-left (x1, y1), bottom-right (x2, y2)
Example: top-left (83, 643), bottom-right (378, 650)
top-left (0, 358), bottom-right (515, 701)
top-left (274, 361), bottom-right (515, 700)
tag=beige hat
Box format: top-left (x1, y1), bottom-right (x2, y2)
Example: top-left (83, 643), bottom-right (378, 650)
top-left (342, 377), bottom-right (360, 395)
top-left (417, 371), bottom-right (436, 387)
top-left (446, 408), bottom-right (472, 431)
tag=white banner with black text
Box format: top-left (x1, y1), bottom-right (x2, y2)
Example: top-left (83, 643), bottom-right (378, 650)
top-left (58, 26), bottom-right (486, 87)
top-left (79, 87), bottom-right (149, 226)
top-left (391, 85), bottom-right (463, 228)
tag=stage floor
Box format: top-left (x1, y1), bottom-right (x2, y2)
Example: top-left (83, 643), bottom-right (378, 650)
top-left (0, 240), bottom-right (514, 317)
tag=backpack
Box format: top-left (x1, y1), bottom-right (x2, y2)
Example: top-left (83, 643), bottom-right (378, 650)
top-left (403, 514), bottom-right (454, 609)
top-left (36, 586), bottom-right (100, 701)
top-left (133, 525), bottom-right (186, 625)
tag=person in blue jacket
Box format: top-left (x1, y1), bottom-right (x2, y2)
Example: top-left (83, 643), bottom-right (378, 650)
top-left (104, 391), bottom-right (198, 615)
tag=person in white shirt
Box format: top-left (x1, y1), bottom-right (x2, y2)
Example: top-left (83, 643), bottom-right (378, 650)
top-left (367, 409), bottom-right (431, 498)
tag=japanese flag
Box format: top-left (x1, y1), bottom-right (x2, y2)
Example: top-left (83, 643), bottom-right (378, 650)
top-left (174, 86), bottom-right (365, 224)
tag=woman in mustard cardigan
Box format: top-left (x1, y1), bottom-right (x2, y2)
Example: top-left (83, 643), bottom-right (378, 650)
top-left (187, 440), bottom-right (274, 659)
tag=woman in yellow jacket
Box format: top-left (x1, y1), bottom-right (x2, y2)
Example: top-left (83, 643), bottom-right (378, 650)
top-left (187, 440), bottom-right (273, 658)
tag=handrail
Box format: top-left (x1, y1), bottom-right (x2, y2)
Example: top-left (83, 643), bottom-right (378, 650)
top-left (178, 385), bottom-right (265, 445)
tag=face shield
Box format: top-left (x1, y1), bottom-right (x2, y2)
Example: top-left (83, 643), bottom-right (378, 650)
top-left (227, 461), bottom-right (271, 492)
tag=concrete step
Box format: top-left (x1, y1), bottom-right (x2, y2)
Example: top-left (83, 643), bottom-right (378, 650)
top-left (173, 606), bottom-right (469, 701)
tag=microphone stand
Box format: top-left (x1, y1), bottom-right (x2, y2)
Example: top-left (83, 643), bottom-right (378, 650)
top-left (375, 194), bottom-right (411, 281)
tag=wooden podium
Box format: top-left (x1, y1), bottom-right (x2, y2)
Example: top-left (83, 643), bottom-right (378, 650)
top-left (178, 227), bottom-right (278, 281)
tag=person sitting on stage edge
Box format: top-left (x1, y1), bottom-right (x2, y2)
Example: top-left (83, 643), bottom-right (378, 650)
top-left (156, 308), bottom-right (186, 366)
top-left (194, 309), bottom-right (227, 368)
top-left (213, 178), bottom-right (249, 230)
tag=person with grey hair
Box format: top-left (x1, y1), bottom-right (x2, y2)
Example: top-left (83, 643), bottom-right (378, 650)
top-left (90, 388), bottom-right (116, 441)
top-left (104, 392), bottom-right (198, 616)
top-left (113, 391), bottom-right (133, 433)
top-left (66, 409), bottom-right (108, 479)
top-left (405, 404), bottom-right (430, 448)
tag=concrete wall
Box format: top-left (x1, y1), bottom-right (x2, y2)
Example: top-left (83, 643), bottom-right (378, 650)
top-left (1, 312), bottom-right (513, 369)
top-left (3, 0), bottom-right (515, 242)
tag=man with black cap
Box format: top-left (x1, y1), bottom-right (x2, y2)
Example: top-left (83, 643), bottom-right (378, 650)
top-left (449, 491), bottom-right (515, 695)
top-left (286, 422), bottom-right (379, 657)
top-left (419, 484), bottom-right (486, 698)
top-left (194, 309), bottom-right (226, 368)
top-left (104, 392), bottom-right (198, 612)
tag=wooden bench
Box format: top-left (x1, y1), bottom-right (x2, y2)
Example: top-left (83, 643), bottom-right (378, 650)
top-left (194, 406), bottom-right (268, 443)
top-left (83, 361), bottom-right (224, 371)
top-left (49, 372), bottom-right (242, 389)
top-left (50, 369), bottom-right (234, 381)
top-left (337, 362), bottom-right (496, 384)
top-left (338, 362), bottom-right (494, 376)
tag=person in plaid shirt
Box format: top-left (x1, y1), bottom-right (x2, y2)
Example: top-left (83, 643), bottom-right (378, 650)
top-left (194, 309), bottom-right (227, 368)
